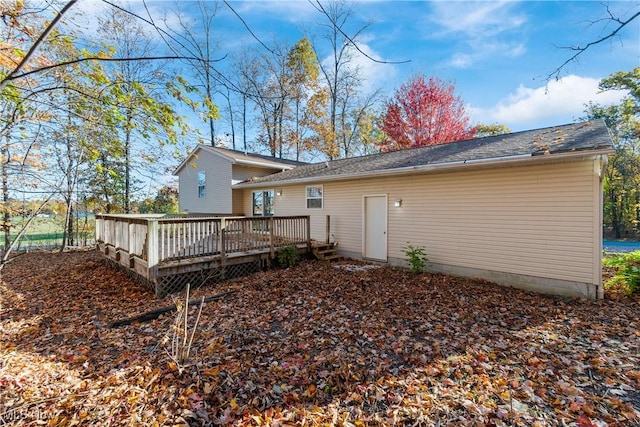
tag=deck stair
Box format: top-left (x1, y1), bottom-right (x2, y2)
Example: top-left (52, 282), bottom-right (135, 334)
top-left (312, 242), bottom-right (343, 262)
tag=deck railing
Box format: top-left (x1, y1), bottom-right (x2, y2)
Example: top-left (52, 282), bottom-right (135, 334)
top-left (96, 214), bottom-right (311, 282)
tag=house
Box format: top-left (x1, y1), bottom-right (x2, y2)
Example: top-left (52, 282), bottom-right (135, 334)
top-left (232, 120), bottom-right (614, 300)
top-left (174, 145), bottom-right (305, 215)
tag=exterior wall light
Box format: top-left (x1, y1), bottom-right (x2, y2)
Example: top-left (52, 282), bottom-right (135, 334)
top-left (394, 199), bottom-right (402, 207)
top-left (276, 190), bottom-right (282, 196)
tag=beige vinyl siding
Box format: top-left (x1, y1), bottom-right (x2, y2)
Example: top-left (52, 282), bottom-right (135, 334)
top-left (178, 149), bottom-right (232, 214)
top-left (232, 165), bottom-right (282, 184)
top-left (248, 159), bottom-right (601, 293)
top-left (389, 162), bottom-right (596, 284)
top-left (239, 187), bottom-right (276, 216)
top-left (231, 189), bottom-right (246, 215)
top-left (231, 165), bottom-right (283, 215)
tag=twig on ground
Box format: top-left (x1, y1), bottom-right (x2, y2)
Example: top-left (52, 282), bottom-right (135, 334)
top-left (109, 290), bottom-right (235, 327)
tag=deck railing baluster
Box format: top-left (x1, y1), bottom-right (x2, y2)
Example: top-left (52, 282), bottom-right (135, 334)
top-left (97, 214), bottom-right (311, 292)
top-left (173, 223), bottom-right (178, 257)
top-left (185, 222), bottom-right (189, 256)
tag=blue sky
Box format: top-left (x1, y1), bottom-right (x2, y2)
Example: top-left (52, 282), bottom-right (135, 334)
top-left (202, 0), bottom-right (639, 132)
top-left (73, 0), bottom-right (639, 190)
top-left (79, 0), bottom-right (639, 133)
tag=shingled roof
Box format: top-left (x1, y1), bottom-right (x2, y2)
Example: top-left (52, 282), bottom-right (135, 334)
top-left (235, 120), bottom-right (613, 188)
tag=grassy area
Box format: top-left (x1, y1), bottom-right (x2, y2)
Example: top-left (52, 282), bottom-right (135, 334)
top-left (6, 216), bottom-right (94, 249)
top-left (603, 250), bottom-right (640, 295)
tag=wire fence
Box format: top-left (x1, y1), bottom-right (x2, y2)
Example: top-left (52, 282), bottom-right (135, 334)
top-left (2, 216), bottom-right (96, 253)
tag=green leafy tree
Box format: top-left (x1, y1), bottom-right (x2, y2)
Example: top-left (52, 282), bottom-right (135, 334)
top-left (97, 8), bottom-right (187, 213)
top-left (286, 37), bottom-right (321, 161)
top-left (167, 1), bottom-right (221, 147)
top-left (44, 30), bottom-right (118, 249)
top-left (585, 68), bottom-right (640, 238)
top-left (137, 186), bottom-right (179, 214)
top-left (0, 1), bottom-right (56, 252)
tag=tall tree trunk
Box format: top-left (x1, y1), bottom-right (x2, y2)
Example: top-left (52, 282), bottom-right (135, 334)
top-left (206, 70), bottom-right (216, 146)
top-left (295, 100), bottom-right (300, 161)
top-left (60, 194), bottom-right (72, 252)
top-left (278, 103), bottom-right (283, 158)
top-left (64, 124), bottom-right (75, 248)
top-left (67, 204), bottom-right (74, 246)
top-left (208, 116), bottom-right (215, 147)
top-left (242, 94), bottom-right (247, 152)
top-left (226, 90), bottom-right (236, 150)
top-left (125, 112), bottom-right (132, 213)
top-left (1, 135), bottom-right (9, 252)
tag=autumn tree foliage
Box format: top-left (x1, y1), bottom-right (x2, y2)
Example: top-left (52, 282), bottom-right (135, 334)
top-left (379, 75), bottom-right (475, 152)
top-left (473, 123), bottom-right (511, 138)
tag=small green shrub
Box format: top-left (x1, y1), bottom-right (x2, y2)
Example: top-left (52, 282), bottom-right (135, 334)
top-left (603, 251), bottom-right (640, 295)
top-left (277, 245), bottom-right (299, 268)
top-left (403, 243), bottom-right (429, 274)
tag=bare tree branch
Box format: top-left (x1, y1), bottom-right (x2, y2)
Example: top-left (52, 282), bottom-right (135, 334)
top-left (309, 0), bottom-right (410, 65)
top-left (0, 0), bottom-right (79, 90)
top-left (5, 55), bottom-right (207, 82)
top-left (107, 0), bottom-right (219, 62)
top-left (1, 0), bottom-right (224, 89)
top-left (548, 8), bottom-right (640, 80)
top-left (223, 0), bottom-right (275, 55)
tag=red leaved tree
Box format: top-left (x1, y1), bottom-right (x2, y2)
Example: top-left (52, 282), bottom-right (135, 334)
top-left (379, 75), bottom-right (475, 151)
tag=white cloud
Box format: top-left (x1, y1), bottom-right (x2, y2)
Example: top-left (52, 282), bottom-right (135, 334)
top-left (443, 40), bottom-right (525, 69)
top-left (470, 75), bottom-right (629, 130)
top-left (320, 41), bottom-right (396, 97)
top-left (427, 1), bottom-right (527, 68)
top-left (428, 1), bottom-right (526, 38)
top-left (350, 43), bottom-right (397, 95)
top-left (449, 53), bottom-right (474, 68)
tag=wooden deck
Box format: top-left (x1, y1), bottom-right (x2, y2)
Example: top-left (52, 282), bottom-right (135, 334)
top-left (96, 214), bottom-right (311, 296)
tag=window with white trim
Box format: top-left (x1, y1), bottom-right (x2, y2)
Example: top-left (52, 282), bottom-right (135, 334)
top-left (253, 190), bottom-right (274, 216)
top-left (197, 171), bottom-right (206, 198)
top-left (306, 185), bottom-right (323, 209)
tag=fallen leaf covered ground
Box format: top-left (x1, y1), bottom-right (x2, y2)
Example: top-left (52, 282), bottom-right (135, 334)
top-left (0, 250), bottom-right (639, 426)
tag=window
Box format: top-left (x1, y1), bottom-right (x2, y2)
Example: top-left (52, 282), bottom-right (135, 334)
top-left (306, 185), bottom-right (323, 209)
top-left (197, 171), bottom-right (206, 198)
top-left (252, 190), bottom-right (274, 216)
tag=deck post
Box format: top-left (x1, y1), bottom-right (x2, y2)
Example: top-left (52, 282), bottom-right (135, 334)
top-left (219, 217), bottom-right (226, 267)
top-left (326, 215), bottom-right (330, 244)
top-left (269, 216), bottom-right (275, 259)
top-left (127, 222), bottom-right (134, 268)
top-left (307, 215), bottom-right (312, 252)
top-left (147, 219), bottom-right (159, 285)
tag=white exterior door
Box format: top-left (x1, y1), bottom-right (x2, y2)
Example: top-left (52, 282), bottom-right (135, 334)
top-left (363, 195), bottom-right (387, 261)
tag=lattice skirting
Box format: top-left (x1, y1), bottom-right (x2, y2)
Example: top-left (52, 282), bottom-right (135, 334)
top-left (102, 257), bottom-right (263, 297)
top-left (155, 261), bottom-right (262, 297)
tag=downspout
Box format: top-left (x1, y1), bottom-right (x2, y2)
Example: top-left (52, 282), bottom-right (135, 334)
top-left (597, 155), bottom-right (609, 300)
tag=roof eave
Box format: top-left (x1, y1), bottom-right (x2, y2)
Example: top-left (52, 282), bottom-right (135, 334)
top-left (173, 144), bottom-right (297, 175)
top-left (173, 147), bottom-right (202, 175)
top-left (233, 148), bottom-right (614, 189)
top-left (233, 158), bottom-right (297, 170)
